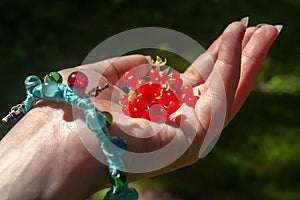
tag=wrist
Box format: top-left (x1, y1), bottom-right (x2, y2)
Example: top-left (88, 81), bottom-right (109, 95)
top-left (0, 101), bottom-right (108, 199)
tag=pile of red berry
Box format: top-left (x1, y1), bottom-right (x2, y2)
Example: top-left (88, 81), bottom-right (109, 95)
top-left (120, 58), bottom-right (198, 122)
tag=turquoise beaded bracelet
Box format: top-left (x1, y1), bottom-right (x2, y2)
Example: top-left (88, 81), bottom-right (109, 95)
top-left (2, 71), bottom-right (138, 200)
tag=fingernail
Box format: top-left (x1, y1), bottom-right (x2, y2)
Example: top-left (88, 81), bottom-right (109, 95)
top-left (145, 55), bottom-right (152, 63)
top-left (274, 25), bottom-right (283, 34)
top-left (256, 23), bottom-right (268, 28)
top-left (240, 16), bottom-right (249, 27)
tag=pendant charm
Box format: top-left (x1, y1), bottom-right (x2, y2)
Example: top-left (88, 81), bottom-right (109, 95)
top-left (2, 104), bottom-right (25, 123)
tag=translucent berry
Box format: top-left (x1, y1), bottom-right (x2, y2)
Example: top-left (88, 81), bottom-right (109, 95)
top-left (182, 86), bottom-right (193, 94)
top-left (137, 82), bottom-right (162, 102)
top-left (149, 69), bottom-right (160, 81)
top-left (134, 96), bottom-right (147, 109)
top-left (167, 100), bottom-right (180, 114)
top-left (170, 70), bottom-right (180, 79)
top-left (129, 106), bottom-right (145, 118)
top-left (122, 104), bottom-right (130, 116)
top-left (120, 94), bottom-right (129, 105)
top-left (136, 79), bottom-right (147, 88)
top-left (149, 103), bottom-right (168, 122)
top-left (123, 70), bottom-right (138, 87)
top-left (181, 93), bottom-right (190, 103)
top-left (160, 90), bottom-right (178, 106)
top-left (67, 71), bottom-right (88, 93)
top-left (170, 78), bottom-right (183, 91)
top-left (185, 95), bottom-right (198, 107)
top-left (141, 110), bottom-right (150, 120)
top-left (159, 72), bottom-right (169, 84)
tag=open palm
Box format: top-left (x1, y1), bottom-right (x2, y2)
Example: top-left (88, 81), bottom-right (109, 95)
top-left (58, 20), bottom-right (279, 182)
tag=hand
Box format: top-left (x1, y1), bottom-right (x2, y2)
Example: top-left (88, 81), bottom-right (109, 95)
top-left (0, 19), bottom-right (281, 200)
top-left (61, 19), bottom-right (280, 175)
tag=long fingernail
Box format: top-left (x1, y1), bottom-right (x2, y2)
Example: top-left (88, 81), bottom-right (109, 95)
top-left (145, 55), bottom-right (152, 63)
top-left (274, 25), bottom-right (283, 34)
top-left (256, 23), bottom-right (268, 28)
top-left (241, 16), bottom-right (249, 27)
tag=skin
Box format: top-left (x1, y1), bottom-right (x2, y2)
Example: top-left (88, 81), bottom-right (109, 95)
top-left (0, 20), bottom-right (280, 199)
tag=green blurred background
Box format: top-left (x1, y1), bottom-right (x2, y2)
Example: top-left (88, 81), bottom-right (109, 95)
top-left (0, 0), bottom-right (299, 199)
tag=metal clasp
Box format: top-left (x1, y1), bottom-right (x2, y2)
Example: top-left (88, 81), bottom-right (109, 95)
top-left (2, 103), bottom-right (24, 123)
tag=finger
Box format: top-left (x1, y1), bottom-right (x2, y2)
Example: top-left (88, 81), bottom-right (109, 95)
top-left (182, 34), bottom-right (221, 87)
top-left (211, 21), bottom-right (246, 111)
top-left (78, 54), bottom-right (150, 85)
top-left (183, 25), bottom-right (255, 88)
top-left (226, 25), bottom-right (280, 124)
top-left (242, 27), bottom-right (258, 49)
top-left (191, 21), bottom-right (246, 145)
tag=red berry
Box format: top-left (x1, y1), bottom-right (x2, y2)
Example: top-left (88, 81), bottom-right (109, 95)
top-left (181, 93), bottom-right (191, 103)
top-left (167, 100), bottom-right (180, 114)
top-left (137, 82), bottom-right (162, 102)
top-left (159, 72), bottom-right (169, 84)
top-left (149, 103), bottom-right (168, 122)
top-left (170, 78), bottom-right (183, 91)
top-left (185, 96), bottom-right (198, 107)
top-left (120, 94), bottom-right (129, 105)
top-left (67, 71), bottom-right (88, 93)
top-left (182, 86), bottom-right (193, 94)
top-left (136, 79), bottom-right (147, 88)
top-left (122, 104), bottom-right (130, 116)
top-left (141, 110), bottom-right (150, 120)
top-left (134, 96), bottom-right (147, 109)
top-left (160, 90), bottom-right (178, 106)
top-left (123, 70), bottom-right (138, 87)
top-left (129, 106), bottom-right (145, 118)
top-left (149, 69), bottom-right (160, 81)
top-left (170, 71), bottom-right (180, 79)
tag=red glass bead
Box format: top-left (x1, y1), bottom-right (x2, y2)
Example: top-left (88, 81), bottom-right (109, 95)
top-left (67, 71), bottom-right (88, 93)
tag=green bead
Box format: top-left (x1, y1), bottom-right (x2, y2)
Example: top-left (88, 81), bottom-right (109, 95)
top-left (109, 170), bottom-right (127, 187)
top-left (44, 72), bottom-right (63, 83)
top-left (102, 111), bottom-right (113, 127)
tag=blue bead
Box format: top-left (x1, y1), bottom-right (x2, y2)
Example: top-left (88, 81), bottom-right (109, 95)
top-left (24, 75), bottom-right (42, 93)
top-left (42, 81), bottom-right (59, 98)
top-left (85, 109), bottom-right (106, 132)
top-left (111, 138), bottom-right (127, 151)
